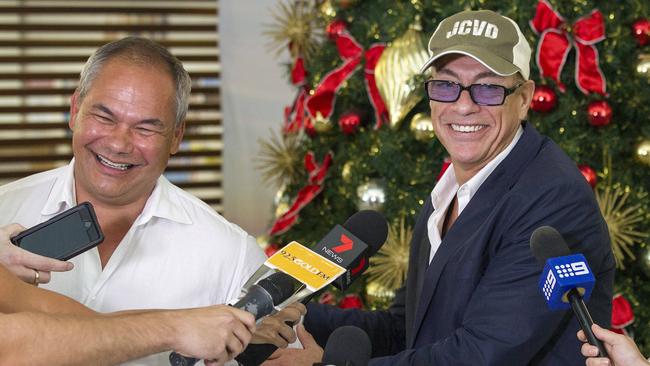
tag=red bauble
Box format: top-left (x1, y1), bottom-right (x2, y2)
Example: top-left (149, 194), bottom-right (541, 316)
top-left (530, 85), bottom-right (557, 113)
top-left (587, 100), bottom-right (613, 127)
top-left (318, 291), bottom-right (336, 305)
top-left (578, 164), bottom-right (598, 189)
top-left (338, 111), bottom-right (361, 135)
top-left (264, 243), bottom-right (280, 257)
top-left (436, 157), bottom-right (451, 181)
top-left (326, 20), bottom-right (347, 40)
top-left (338, 294), bottom-right (364, 309)
top-left (632, 18), bottom-right (650, 47)
top-left (304, 118), bottom-right (317, 137)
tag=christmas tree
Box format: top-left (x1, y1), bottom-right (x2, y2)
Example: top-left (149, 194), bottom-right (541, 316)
top-left (258, 0), bottom-right (650, 353)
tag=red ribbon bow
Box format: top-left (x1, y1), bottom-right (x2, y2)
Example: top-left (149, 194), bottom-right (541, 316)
top-left (283, 23), bottom-right (388, 133)
top-left (611, 293), bottom-right (634, 335)
top-left (530, 0), bottom-right (607, 95)
top-left (269, 151), bottom-right (333, 236)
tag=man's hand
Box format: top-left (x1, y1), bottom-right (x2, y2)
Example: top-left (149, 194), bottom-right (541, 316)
top-left (262, 324), bottom-right (324, 366)
top-left (578, 324), bottom-right (650, 366)
top-left (0, 223), bottom-right (74, 285)
top-left (251, 302), bottom-right (307, 348)
top-left (170, 305), bottom-right (256, 364)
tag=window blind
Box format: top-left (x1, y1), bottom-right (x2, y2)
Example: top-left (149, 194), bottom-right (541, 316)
top-left (0, 0), bottom-right (223, 211)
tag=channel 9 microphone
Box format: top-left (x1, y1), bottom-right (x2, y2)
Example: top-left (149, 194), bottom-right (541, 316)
top-left (235, 210), bottom-right (388, 366)
top-left (530, 225), bottom-right (609, 358)
top-left (313, 326), bottom-right (372, 366)
top-left (169, 272), bottom-right (297, 366)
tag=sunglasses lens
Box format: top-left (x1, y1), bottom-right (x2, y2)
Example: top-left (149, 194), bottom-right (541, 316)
top-left (428, 81), bottom-right (460, 102)
top-left (470, 84), bottom-right (505, 106)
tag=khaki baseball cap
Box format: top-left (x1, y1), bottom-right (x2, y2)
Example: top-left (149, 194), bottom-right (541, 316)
top-left (420, 10), bottom-right (531, 80)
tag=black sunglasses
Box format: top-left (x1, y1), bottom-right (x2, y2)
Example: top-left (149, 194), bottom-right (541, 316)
top-left (425, 80), bottom-right (523, 106)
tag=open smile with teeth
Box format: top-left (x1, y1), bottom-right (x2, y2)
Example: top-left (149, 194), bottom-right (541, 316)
top-left (451, 124), bottom-right (485, 133)
top-left (96, 154), bottom-right (134, 171)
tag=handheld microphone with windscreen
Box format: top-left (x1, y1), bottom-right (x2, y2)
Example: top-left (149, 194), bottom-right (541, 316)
top-left (530, 225), bottom-right (608, 358)
top-left (314, 326), bottom-right (372, 366)
top-left (169, 271), bottom-right (296, 366)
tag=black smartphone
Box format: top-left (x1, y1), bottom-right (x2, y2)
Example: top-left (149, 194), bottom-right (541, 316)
top-left (11, 202), bottom-right (104, 261)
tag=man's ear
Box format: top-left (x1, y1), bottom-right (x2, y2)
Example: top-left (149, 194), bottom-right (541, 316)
top-left (69, 91), bottom-right (80, 131)
top-left (518, 80), bottom-right (535, 120)
top-left (170, 121), bottom-right (185, 155)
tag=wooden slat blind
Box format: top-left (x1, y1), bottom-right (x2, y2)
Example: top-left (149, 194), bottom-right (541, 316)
top-left (0, 0), bottom-right (223, 211)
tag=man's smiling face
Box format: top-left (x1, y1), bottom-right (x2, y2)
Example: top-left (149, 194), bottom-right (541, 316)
top-left (429, 55), bottom-right (533, 183)
top-left (69, 57), bottom-right (184, 206)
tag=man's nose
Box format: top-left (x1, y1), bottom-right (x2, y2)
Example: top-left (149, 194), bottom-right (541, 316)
top-left (105, 126), bottom-right (134, 154)
top-left (452, 89), bottom-right (481, 114)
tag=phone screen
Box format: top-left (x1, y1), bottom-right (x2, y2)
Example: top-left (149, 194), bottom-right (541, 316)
top-left (18, 211), bottom-right (100, 259)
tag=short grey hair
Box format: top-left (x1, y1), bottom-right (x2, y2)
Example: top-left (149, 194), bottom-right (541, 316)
top-left (76, 36), bottom-right (191, 128)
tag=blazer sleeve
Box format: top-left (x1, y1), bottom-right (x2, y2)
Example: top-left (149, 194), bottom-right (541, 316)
top-left (304, 286), bottom-right (406, 357)
top-left (367, 178), bottom-right (613, 365)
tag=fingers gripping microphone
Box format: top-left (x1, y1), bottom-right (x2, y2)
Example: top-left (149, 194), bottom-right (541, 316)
top-left (314, 326), bottom-right (372, 366)
top-left (169, 272), bottom-right (296, 366)
top-left (530, 226), bottom-right (608, 358)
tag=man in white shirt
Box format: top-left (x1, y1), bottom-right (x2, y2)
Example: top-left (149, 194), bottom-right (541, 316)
top-left (0, 37), bottom-right (302, 365)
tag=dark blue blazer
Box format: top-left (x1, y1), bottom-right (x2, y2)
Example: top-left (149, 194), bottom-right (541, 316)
top-left (305, 123), bottom-right (615, 365)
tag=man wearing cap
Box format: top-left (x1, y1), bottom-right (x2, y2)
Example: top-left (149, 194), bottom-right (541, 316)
top-left (265, 9), bottom-right (614, 365)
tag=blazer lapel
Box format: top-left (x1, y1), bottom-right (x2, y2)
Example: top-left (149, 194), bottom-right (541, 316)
top-left (408, 122), bottom-right (545, 346)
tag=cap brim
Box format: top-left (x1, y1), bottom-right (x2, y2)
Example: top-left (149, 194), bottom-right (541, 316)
top-left (420, 44), bottom-right (520, 77)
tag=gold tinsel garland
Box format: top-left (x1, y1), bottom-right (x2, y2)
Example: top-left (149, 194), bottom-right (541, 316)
top-left (366, 215), bottom-right (412, 293)
top-left (596, 184), bottom-right (648, 269)
top-left (264, 0), bottom-right (323, 60)
top-left (255, 130), bottom-right (303, 187)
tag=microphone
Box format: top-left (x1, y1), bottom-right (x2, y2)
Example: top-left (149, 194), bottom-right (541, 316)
top-left (314, 326), bottom-right (372, 366)
top-left (169, 272), bottom-right (296, 366)
top-left (313, 210), bottom-right (388, 290)
top-left (235, 210), bottom-right (387, 366)
top-left (530, 226), bottom-right (609, 358)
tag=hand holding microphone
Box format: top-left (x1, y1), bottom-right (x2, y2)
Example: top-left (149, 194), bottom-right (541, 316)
top-left (169, 272), bottom-right (297, 366)
top-left (530, 226), bottom-right (609, 358)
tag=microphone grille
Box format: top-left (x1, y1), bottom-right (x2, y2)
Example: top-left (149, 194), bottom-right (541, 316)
top-left (343, 210), bottom-right (388, 256)
top-left (529, 226), bottom-right (571, 266)
top-left (322, 326), bottom-right (372, 366)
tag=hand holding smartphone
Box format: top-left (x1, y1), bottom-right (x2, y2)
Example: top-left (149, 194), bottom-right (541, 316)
top-left (11, 202), bottom-right (104, 261)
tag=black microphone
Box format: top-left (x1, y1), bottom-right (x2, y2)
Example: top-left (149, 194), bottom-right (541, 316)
top-left (314, 326), bottom-right (372, 366)
top-left (169, 272), bottom-right (296, 366)
top-left (529, 226), bottom-right (609, 358)
top-left (235, 210), bottom-right (388, 366)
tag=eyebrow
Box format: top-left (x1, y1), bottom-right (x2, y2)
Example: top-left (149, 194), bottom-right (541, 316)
top-left (91, 103), bottom-right (115, 118)
top-left (436, 69), bottom-right (503, 82)
top-left (91, 103), bottom-right (164, 127)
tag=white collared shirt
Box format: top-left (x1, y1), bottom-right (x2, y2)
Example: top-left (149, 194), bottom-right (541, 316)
top-left (0, 160), bottom-right (267, 366)
top-left (427, 126), bottom-right (523, 263)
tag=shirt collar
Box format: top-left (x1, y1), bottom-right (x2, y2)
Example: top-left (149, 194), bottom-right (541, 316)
top-left (41, 159), bottom-right (77, 216)
top-left (41, 159), bottom-right (192, 226)
top-left (431, 124), bottom-right (524, 214)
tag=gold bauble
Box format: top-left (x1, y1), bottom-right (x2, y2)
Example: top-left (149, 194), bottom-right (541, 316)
top-left (341, 161), bottom-right (354, 182)
top-left (636, 54), bottom-right (650, 80)
top-left (636, 139), bottom-right (650, 166)
top-left (312, 112), bottom-right (333, 133)
top-left (375, 25), bottom-right (430, 129)
top-left (409, 112), bottom-right (435, 141)
top-left (366, 281), bottom-right (395, 302)
top-left (273, 186), bottom-right (291, 218)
